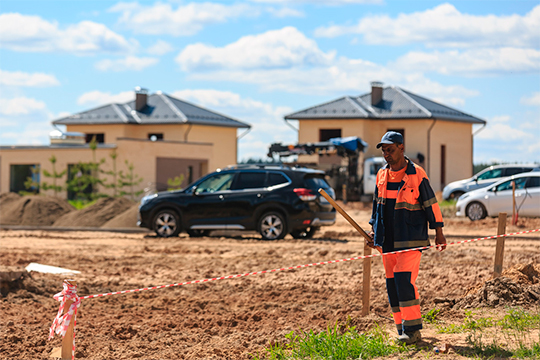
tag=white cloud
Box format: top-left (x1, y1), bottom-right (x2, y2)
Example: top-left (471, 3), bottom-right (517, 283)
top-left (521, 92), bottom-right (540, 106)
top-left (314, 3), bottom-right (540, 48)
top-left (265, 6), bottom-right (304, 18)
top-left (0, 69), bottom-right (60, 87)
top-left (147, 40), bottom-right (174, 55)
top-left (176, 26), bottom-right (335, 71)
top-left (95, 56), bottom-right (159, 71)
top-left (476, 123), bottom-right (531, 142)
top-left (109, 2), bottom-right (257, 36)
top-left (0, 97), bottom-right (47, 115)
top-left (171, 89), bottom-right (296, 160)
top-left (77, 90), bottom-right (134, 106)
top-left (392, 48), bottom-right (540, 76)
top-left (251, 0), bottom-right (382, 4)
top-left (0, 13), bottom-right (137, 54)
top-left (489, 115), bottom-right (511, 123)
top-left (0, 96), bottom-right (55, 145)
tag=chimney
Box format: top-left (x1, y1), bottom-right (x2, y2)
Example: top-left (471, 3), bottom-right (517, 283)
top-left (371, 81), bottom-right (383, 106)
top-left (135, 86), bottom-right (148, 112)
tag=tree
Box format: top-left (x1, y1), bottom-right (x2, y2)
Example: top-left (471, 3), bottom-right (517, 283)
top-left (101, 150), bottom-right (120, 197)
top-left (42, 155), bottom-right (66, 196)
top-left (66, 162), bottom-right (106, 202)
top-left (118, 160), bottom-right (144, 200)
top-left (167, 174), bottom-right (185, 191)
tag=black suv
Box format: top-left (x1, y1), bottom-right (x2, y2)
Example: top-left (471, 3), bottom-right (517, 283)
top-left (138, 165), bottom-right (336, 240)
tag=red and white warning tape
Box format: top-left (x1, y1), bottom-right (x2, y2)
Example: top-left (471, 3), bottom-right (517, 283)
top-left (49, 281), bottom-right (81, 360)
top-left (80, 228), bottom-right (539, 300)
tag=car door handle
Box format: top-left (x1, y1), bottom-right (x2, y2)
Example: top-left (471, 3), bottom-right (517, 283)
top-left (219, 195), bottom-right (224, 200)
top-left (257, 193), bottom-right (263, 198)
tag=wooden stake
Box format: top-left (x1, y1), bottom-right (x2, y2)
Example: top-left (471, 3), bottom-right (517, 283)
top-left (512, 181), bottom-right (516, 225)
top-left (318, 189), bottom-right (372, 315)
top-left (362, 244), bottom-right (372, 316)
top-left (50, 280), bottom-right (77, 360)
top-left (493, 213), bottom-right (507, 278)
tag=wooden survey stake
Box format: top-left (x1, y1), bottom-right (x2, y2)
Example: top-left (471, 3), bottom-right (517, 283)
top-left (50, 280), bottom-right (77, 360)
top-left (318, 189), bottom-right (373, 315)
top-left (493, 213), bottom-right (507, 278)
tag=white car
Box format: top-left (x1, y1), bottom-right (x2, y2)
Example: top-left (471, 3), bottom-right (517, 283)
top-left (442, 164), bottom-right (539, 200)
top-left (456, 172), bottom-right (540, 221)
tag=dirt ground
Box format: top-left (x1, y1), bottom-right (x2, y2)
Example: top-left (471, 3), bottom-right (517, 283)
top-left (1, 202), bottom-right (539, 360)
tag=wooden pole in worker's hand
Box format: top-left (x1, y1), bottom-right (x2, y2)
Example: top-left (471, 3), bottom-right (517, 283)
top-left (493, 213), bottom-right (507, 278)
top-left (318, 189), bottom-right (372, 315)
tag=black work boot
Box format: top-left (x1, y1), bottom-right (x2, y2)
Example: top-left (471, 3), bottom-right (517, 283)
top-left (397, 330), bottom-right (421, 345)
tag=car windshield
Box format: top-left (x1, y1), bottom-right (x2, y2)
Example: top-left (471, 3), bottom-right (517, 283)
top-left (195, 173), bottom-right (234, 194)
top-left (477, 168), bottom-right (503, 180)
top-left (494, 177), bottom-right (527, 192)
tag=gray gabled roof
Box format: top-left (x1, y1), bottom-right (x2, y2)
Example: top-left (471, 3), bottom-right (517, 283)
top-left (53, 92), bottom-right (251, 129)
top-left (285, 86), bottom-right (485, 124)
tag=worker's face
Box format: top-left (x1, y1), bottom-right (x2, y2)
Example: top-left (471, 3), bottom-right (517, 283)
top-left (381, 143), bottom-right (404, 165)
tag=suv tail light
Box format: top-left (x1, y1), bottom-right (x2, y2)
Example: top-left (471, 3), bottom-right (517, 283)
top-left (294, 188), bottom-right (317, 201)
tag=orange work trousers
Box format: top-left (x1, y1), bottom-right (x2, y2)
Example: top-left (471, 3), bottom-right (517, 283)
top-left (382, 250), bottom-right (422, 334)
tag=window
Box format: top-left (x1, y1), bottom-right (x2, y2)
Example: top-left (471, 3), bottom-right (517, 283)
top-left (148, 133), bottom-right (163, 141)
top-left (319, 129), bottom-right (341, 142)
top-left (231, 172), bottom-right (266, 190)
top-left (477, 168), bottom-right (503, 181)
top-left (526, 177), bottom-right (540, 188)
top-left (85, 133), bottom-right (104, 143)
top-left (195, 173), bottom-right (234, 194)
top-left (10, 164), bottom-right (40, 193)
top-left (387, 129), bottom-right (405, 145)
top-left (266, 172), bottom-right (289, 187)
top-left (494, 177), bottom-right (527, 192)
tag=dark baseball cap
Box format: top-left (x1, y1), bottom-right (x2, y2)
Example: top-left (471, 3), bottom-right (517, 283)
top-left (376, 131), bottom-right (403, 149)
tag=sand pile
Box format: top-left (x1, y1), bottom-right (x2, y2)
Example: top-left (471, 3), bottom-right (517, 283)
top-left (454, 263), bottom-right (540, 309)
top-left (101, 204), bottom-right (139, 228)
top-left (53, 197), bottom-right (135, 228)
top-left (0, 194), bottom-right (74, 226)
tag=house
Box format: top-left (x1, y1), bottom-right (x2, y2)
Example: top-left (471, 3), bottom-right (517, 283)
top-left (0, 88), bottom-right (251, 198)
top-left (284, 82), bottom-right (486, 192)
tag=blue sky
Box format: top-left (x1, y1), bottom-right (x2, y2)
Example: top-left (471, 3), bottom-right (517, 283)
top-left (1, 0), bottom-right (539, 164)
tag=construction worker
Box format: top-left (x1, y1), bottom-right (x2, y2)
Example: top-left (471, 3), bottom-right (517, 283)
top-left (367, 131), bottom-right (447, 345)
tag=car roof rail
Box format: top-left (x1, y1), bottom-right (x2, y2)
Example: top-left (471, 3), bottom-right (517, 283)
top-left (223, 164), bottom-right (291, 170)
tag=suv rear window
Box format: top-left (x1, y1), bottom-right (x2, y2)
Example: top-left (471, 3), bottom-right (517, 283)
top-left (266, 172), bottom-right (289, 187)
top-left (304, 176), bottom-right (331, 190)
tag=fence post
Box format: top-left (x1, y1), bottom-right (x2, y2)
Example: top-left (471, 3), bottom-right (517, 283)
top-left (493, 213), bottom-right (507, 278)
top-left (362, 244), bottom-right (371, 316)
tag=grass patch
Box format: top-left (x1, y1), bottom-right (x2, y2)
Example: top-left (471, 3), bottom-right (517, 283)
top-left (68, 199), bottom-right (97, 210)
top-left (250, 321), bottom-right (406, 360)
top-left (437, 308), bottom-right (540, 359)
top-left (438, 199), bottom-right (457, 218)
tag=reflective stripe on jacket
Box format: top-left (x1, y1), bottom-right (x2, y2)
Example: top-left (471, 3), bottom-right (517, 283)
top-left (369, 157), bottom-right (444, 251)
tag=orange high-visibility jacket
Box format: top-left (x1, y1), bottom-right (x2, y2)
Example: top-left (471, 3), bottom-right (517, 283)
top-left (369, 157), bottom-right (444, 251)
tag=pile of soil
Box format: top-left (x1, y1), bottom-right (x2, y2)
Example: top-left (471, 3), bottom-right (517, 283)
top-left (0, 193), bottom-right (74, 226)
top-left (53, 197), bottom-right (135, 228)
top-left (454, 263), bottom-right (540, 309)
top-left (101, 204), bottom-right (139, 228)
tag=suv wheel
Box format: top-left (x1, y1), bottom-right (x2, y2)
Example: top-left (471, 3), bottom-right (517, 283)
top-left (187, 229), bottom-right (210, 237)
top-left (153, 210), bottom-right (181, 237)
top-left (290, 226), bottom-right (319, 239)
top-left (466, 202), bottom-right (487, 221)
top-left (258, 211), bottom-right (287, 240)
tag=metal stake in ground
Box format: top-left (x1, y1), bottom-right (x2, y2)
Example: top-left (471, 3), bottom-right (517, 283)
top-left (318, 188), bottom-right (373, 315)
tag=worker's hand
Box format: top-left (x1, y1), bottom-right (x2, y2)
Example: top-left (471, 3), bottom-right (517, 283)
top-left (365, 231), bottom-right (376, 249)
top-left (435, 228), bottom-right (446, 252)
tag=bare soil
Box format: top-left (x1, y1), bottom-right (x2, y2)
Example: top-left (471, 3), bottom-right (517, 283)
top-left (1, 199), bottom-right (539, 359)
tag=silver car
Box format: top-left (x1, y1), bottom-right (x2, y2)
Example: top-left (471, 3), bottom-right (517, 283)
top-left (456, 172), bottom-right (540, 221)
top-left (442, 164), bottom-right (539, 200)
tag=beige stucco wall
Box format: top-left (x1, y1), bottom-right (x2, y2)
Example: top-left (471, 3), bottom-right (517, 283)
top-left (66, 123), bottom-right (238, 169)
top-left (0, 139), bottom-right (214, 199)
top-left (296, 118), bottom-right (474, 192)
